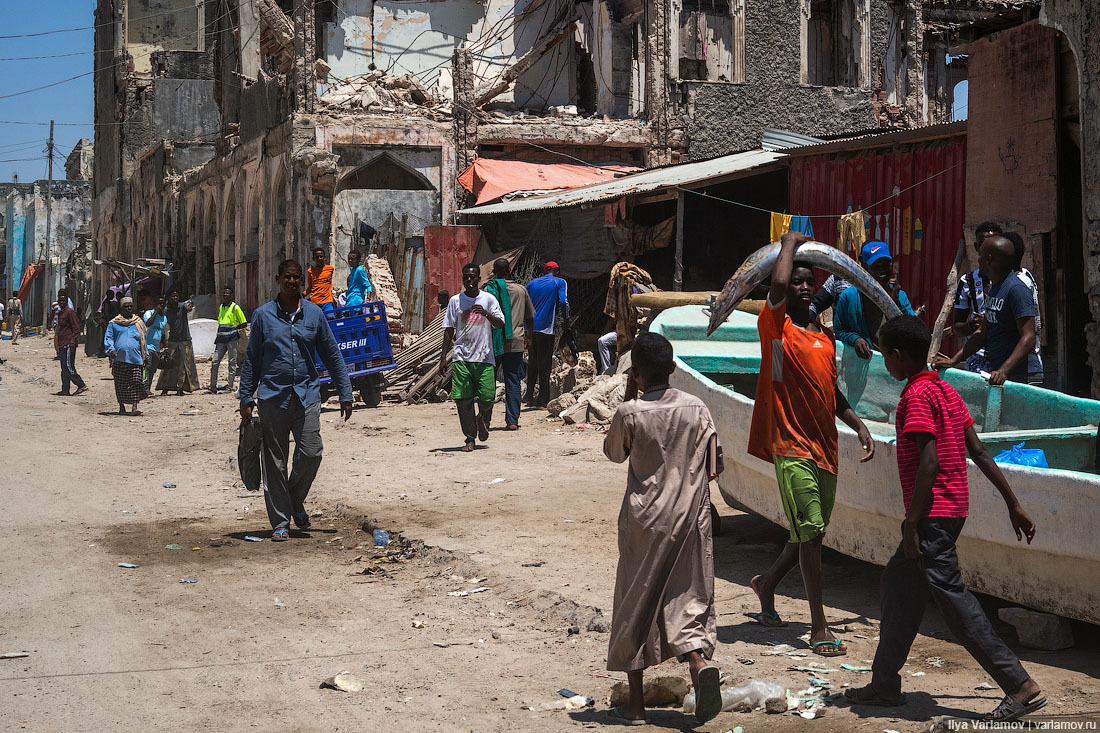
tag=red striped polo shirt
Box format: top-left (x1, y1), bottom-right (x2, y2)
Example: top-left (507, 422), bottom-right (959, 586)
top-left (895, 371), bottom-right (973, 517)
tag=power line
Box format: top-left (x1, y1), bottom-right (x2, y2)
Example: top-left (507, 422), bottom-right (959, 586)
top-left (0, 50), bottom-right (93, 62)
top-left (0, 4), bottom-right (209, 40)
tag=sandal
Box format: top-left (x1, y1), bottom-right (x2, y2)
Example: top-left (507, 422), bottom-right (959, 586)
top-left (292, 512), bottom-right (311, 530)
top-left (982, 694), bottom-right (1047, 723)
top-left (607, 707), bottom-right (646, 726)
top-left (844, 685), bottom-right (905, 707)
top-left (694, 665), bottom-right (723, 723)
top-left (811, 639), bottom-right (847, 657)
top-left (272, 528), bottom-right (289, 542)
top-left (744, 611), bottom-right (787, 627)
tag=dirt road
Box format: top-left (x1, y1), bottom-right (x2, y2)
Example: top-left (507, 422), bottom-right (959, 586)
top-left (1, 340), bottom-right (1098, 731)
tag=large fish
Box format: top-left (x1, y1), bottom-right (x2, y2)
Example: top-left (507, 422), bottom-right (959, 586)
top-left (706, 240), bottom-right (903, 336)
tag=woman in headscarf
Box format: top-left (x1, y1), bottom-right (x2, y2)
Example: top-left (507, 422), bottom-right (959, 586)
top-left (104, 296), bottom-right (149, 416)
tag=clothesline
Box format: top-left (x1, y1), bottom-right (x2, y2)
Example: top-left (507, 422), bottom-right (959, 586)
top-left (677, 158), bottom-right (967, 219)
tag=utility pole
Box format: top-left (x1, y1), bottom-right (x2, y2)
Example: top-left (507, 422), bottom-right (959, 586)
top-left (41, 120), bottom-right (54, 331)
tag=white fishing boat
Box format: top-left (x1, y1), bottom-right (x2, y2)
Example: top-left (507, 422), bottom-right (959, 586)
top-left (652, 305), bottom-right (1100, 624)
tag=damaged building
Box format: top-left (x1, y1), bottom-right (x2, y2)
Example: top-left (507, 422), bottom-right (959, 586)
top-left (91, 0), bottom-right (982, 326)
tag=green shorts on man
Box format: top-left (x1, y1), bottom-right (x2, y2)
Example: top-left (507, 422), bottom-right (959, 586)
top-left (772, 455), bottom-right (837, 543)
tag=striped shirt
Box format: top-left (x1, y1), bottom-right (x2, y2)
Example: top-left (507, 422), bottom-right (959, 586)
top-left (895, 371), bottom-right (972, 518)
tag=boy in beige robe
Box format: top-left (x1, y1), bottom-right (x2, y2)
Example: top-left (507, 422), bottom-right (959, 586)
top-left (603, 332), bottom-right (723, 725)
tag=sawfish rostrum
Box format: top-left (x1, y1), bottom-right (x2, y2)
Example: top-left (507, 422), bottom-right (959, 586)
top-left (706, 241), bottom-right (903, 336)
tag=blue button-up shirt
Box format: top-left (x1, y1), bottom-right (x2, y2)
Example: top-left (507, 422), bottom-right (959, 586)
top-left (239, 298), bottom-right (353, 408)
top-left (104, 322), bottom-right (145, 366)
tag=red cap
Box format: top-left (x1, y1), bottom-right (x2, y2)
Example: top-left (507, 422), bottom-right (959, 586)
top-left (544, 261), bottom-right (559, 271)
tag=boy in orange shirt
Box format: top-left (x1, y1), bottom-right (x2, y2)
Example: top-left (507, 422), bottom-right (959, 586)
top-left (305, 247), bottom-right (336, 317)
top-left (746, 231), bottom-right (875, 657)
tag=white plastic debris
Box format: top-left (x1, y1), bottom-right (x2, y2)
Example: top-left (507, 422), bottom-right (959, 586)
top-left (683, 679), bottom-right (785, 713)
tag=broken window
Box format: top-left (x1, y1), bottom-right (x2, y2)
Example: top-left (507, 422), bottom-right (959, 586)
top-left (678, 0), bottom-right (745, 82)
top-left (803, 0), bottom-right (869, 87)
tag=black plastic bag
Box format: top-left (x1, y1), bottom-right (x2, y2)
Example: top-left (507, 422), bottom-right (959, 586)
top-left (238, 417), bottom-right (262, 492)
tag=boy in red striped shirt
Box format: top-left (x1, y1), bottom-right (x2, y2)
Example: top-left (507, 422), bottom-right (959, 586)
top-left (845, 315), bottom-right (1045, 724)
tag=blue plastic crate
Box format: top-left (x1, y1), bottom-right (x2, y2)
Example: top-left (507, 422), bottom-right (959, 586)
top-left (316, 301), bottom-right (396, 384)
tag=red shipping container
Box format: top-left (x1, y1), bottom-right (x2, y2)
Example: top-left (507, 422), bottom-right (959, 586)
top-left (423, 225), bottom-right (483, 323)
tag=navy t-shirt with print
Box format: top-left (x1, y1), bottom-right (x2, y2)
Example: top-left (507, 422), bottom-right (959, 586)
top-left (984, 271), bottom-right (1040, 379)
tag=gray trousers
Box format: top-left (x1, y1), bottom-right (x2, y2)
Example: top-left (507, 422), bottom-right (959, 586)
top-left (210, 339), bottom-right (239, 390)
top-left (872, 517), bottom-right (1030, 697)
top-left (258, 396), bottom-right (323, 530)
top-left (143, 351), bottom-right (161, 395)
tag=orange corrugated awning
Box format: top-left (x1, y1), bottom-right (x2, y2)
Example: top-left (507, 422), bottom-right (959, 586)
top-left (457, 158), bottom-right (640, 205)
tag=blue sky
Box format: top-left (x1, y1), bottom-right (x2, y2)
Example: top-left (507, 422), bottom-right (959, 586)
top-left (0, 0), bottom-right (95, 184)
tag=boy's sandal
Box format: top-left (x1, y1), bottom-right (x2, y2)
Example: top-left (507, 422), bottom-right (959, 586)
top-left (982, 694), bottom-right (1047, 723)
top-left (744, 611), bottom-right (787, 627)
top-left (272, 528), bottom-right (290, 542)
top-left (844, 685), bottom-right (905, 707)
top-left (811, 639), bottom-right (847, 657)
top-left (694, 665), bottom-right (723, 724)
top-left (607, 707), bottom-right (646, 726)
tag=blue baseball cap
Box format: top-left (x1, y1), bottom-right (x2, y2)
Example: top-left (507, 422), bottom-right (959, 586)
top-left (860, 241), bottom-right (891, 266)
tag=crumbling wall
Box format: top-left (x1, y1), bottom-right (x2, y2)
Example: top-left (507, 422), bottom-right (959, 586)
top-left (681, 0), bottom-right (889, 158)
top-left (1041, 0), bottom-right (1100, 396)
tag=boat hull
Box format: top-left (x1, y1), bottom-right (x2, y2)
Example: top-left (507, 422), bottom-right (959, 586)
top-left (654, 306), bottom-right (1100, 624)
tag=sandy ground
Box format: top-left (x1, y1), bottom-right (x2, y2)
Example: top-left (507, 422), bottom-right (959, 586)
top-left (1, 337), bottom-right (1098, 732)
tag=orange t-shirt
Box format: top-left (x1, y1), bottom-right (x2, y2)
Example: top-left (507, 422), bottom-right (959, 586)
top-left (748, 298), bottom-right (839, 474)
top-left (305, 264), bottom-right (335, 305)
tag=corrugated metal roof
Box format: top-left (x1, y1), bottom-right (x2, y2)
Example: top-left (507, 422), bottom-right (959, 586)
top-left (761, 128), bottom-right (825, 151)
top-left (781, 121), bottom-right (967, 156)
top-left (457, 149), bottom-right (785, 215)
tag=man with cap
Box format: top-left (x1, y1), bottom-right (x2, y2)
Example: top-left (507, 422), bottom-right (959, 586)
top-left (524, 261), bottom-right (570, 408)
top-left (833, 241), bottom-right (916, 359)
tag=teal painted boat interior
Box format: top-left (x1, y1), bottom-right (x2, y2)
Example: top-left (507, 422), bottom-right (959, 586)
top-left (653, 306), bottom-right (1100, 473)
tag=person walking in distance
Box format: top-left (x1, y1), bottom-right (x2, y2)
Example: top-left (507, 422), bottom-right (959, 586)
top-left (7, 295), bottom-right (22, 345)
top-left (524, 261), bottom-right (569, 408)
top-left (156, 288), bottom-right (200, 396)
top-left (54, 290), bottom-right (87, 396)
top-left (238, 259), bottom-right (353, 542)
top-left (142, 296), bottom-right (168, 396)
top-left (439, 263), bottom-right (505, 452)
top-left (485, 258), bottom-right (534, 431)
top-left (105, 296), bottom-right (148, 416)
top-left (209, 286), bottom-right (247, 393)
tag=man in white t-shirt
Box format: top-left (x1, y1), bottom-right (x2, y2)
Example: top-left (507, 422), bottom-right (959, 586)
top-left (439, 263), bottom-right (505, 452)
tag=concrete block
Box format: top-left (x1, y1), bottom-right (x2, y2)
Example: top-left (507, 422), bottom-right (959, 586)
top-left (560, 399), bottom-right (589, 425)
top-left (546, 392), bottom-right (576, 416)
top-left (587, 397), bottom-right (612, 423)
top-left (998, 607), bottom-right (1074, 650)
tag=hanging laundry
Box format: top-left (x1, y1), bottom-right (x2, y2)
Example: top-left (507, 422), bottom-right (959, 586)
top-left (769, 212), bottom-right (793, 242)
top-left (789, 215), bottom-right (814, 238)
top-left (837, 211), bottom-right (866, 256)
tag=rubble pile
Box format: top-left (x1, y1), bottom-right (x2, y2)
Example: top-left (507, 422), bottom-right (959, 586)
top-left (319, 72), bottom-right (453, 117)
top-left (365, 254), bottom-right (404, 334)
top-left (546, 352), bottom-right (628, 425)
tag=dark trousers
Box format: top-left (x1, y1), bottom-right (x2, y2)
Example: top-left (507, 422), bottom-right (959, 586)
top-left (59, 344), bottom-right (86, 393)
top-left (456, 397), bottom-right (493, 443)
top-left (872, 517), bottom-right (1029, 697)
top-left (257, 396), bottom-right (323, 530)
top-left (143, 351), bottom-right (160, 395)
top-left (524, 332), bottom-right (555, 406)
top-left (499, 352), bottom-right (525, 426)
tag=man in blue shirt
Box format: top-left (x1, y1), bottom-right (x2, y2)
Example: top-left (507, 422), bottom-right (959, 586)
top-left (524, 261), bottom-right (570, 407)
top-left (834, 241), bottom-right (916, 359)
top-left (142, 296), bottom-right (168, 396)
top-left (239, 259), bottom-right (354, 541)
top-left (941, 237), bottom-right (1040, 386)
top-left (344, 249), bottom-right (373, 309)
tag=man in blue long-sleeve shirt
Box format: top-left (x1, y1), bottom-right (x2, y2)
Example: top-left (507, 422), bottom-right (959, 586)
top-left (524, 261), bottom-right (570, 407)
top-left (239, 259), bottom-right (354, 541)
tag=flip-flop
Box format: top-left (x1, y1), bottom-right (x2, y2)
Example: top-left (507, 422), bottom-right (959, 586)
top-left (606, 706), bottom-right (646, 726)
top-left (694, 665), bottom-right (723, 723)
top-left (811, 639), bottom-right (847, 657)
top-left (271, 528), bottom-right (289, 542)
top-left (744, 611), bottom-right (787, 627)
top-left (982, 694), bottom-right (1047, 722)
top-left (844, 685), bottom-right (905, 707)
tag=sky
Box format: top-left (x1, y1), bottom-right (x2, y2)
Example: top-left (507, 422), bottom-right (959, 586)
top-left (0, 0), bottom-right (95, 184)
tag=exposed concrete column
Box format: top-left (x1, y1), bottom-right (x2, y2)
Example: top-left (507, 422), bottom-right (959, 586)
top-left (644, 0), bottom-right (672, 165)
top-left (903, 0), bottom-right (925, 125)
top-left (453, 48), bottom-right (478, 211)
top-left (1041, 0), bottom-right (1100, 394)
top-left (293, 0), bottom-right (317, 114)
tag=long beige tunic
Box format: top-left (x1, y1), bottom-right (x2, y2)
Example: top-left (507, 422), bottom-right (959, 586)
top-left (603, 386), bottom-right (718, 672)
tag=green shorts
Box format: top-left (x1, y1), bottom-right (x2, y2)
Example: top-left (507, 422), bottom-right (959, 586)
top-left (451, 360), bottom-right (496, 402)
top-left (773, 456), bottom-right (837, 544)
